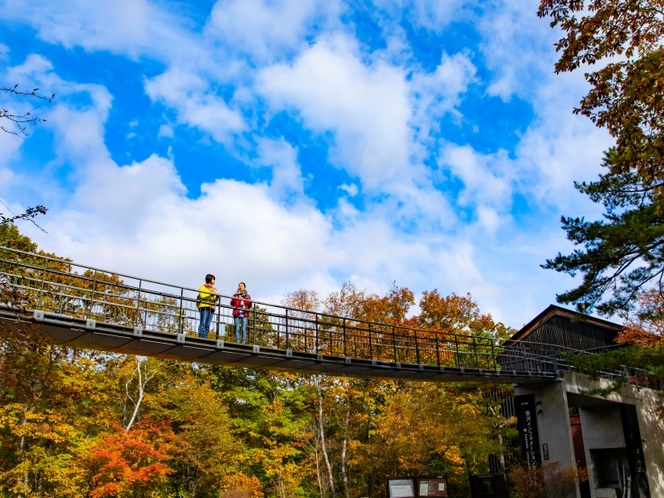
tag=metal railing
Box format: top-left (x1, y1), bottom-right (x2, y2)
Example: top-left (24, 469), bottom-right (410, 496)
top-left (0, 246), bottom-right (619, 375)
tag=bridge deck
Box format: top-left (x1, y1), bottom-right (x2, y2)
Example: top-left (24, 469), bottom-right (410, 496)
top-left (0, 246), bottom-right (586, 383)
top-left (0, 308), bottom-right (557, 383)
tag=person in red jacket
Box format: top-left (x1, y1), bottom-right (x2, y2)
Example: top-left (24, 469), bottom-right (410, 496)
top-left (231, 282), bottom-right (251, 343)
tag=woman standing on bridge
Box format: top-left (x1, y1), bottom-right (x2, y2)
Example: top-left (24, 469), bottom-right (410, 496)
top-left (197, 274), bottom-right (218, 339)
top-left (231, 282), bottom-right (252, 344)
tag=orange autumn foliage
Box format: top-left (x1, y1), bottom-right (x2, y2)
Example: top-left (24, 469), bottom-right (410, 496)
top-left (617, 290), bottom-right (664, 348)
top-left (616, 326), bottom-right (664, 348)
top-left (86, 421), bottom-right (173, 498)
top-left (220, 473), bottom-right (265, 498)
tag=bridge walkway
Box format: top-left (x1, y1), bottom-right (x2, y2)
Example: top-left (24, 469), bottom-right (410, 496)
top-left (0, 246), bottom-right (586, 383)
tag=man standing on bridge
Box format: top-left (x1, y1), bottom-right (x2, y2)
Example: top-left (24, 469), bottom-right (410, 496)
top-left (231, 282), bottom-right (251, 344)
top-left (197, 274), bottom-right (218, 339)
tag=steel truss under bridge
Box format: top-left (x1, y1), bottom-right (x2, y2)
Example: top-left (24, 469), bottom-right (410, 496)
top-left (0, 246), bottom-right (598, 383)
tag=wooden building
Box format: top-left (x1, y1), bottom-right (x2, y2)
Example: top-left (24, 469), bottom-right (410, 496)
top-left (508, 304), bottom-right (623, 351)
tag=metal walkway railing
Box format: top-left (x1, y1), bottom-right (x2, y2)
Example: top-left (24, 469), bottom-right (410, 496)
top-left (0, 246), bottom-right (619, 379)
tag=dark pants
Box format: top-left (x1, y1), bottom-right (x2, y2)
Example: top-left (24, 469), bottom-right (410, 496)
top-left (198, 307), bottom-right (214, 338)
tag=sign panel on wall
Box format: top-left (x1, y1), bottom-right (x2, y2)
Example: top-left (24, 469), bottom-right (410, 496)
top-left (514, 394), bottom-right (541, 466)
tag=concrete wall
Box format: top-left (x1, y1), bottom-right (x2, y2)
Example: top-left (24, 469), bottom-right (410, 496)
top-left (633, 387), bottom-right (664, 497)
top-left (515, 381), bottom-right (579, 498)
top-left (563, 371), bottom-right (664, 498)
top-left (514, 373), bottom-right (664, 498)
top-left (578, 406), bottom-right (626, 498)
top-left (579, 406), bottom-right (625, 449)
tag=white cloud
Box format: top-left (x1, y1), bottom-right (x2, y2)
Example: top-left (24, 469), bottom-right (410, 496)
top-left (1, 0), bottom-right (198, 63)
top-left (205, 0), bottom-right (343, 62)
top-left (260, 34), bottom-right (413, 189)
top-left (0, 129), bottom-right (22, 172)
top-left (370, 0), bottom-right (472, 32)
top-left (258, 33), bottom-right (461, 230)
top-left (411, 51), bottom-right (477, 142)
top-left (158, 124), bottom-right (174, 138)
top-left (512, 99), bottom-right (612, 212)
top-left (256, 138), bottom-right (305, 200)
top-left (440, 144), bottom-right (513, 209)
top-left (145, 67), bottom-right (246, 143)
top-left (410, 0), bottom-right (472, 31)
top-left (339, 183), bottom-right (358, 197)
top-left (478, 0), bottom-right (558, 101)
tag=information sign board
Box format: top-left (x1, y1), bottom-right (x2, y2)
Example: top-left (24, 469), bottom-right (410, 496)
top-left (388, 478), bottom-right (415, 498)
top-left (415, 477), bottom-right (448, 497)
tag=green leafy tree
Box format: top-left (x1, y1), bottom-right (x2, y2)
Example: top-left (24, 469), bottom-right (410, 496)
top-left (543, 150), bottom-right (664, 315)
top-left (538, 0), bottom-right (664, 315)
top-left (538, 0), bottom-right (664, 204)
top-left (152, 375), bottom-right (242, 497)
top-left (208, 367), bottom-right (315, 498)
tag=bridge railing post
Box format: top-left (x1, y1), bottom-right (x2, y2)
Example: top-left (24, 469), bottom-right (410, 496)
top-left (454, 335), bottom-right (460, 368)
top-left (178, 288), bottom-right (184, 335)
top-left (315, 314), bottom-right (319, 353)
top-left (491, 342), bottom-right (497, 371)
top-left (415, 329), bottom-right (420, 365)
top-left (134, 280), bottom-right (142, 327)
top-left (215, 299), bottom-right (221, 340)
top-left (37, 255), bottom-right (47, 310)
top-left (285, 308), bottom-right (290, 349)
top-left (472, 336), bottom-right (478, 369)
top-left (368, 323), bottom-right (373, 361)
top-left (392, 326), bottom-right (398, 364)
top-left (435, 331), bottom-right (441, 367)
top-left (87, 270), bottom-right (97, 319)
top-left (276, 321), bottom-right (281, 349)
top-left (343, 318), bottom-right (347, 358)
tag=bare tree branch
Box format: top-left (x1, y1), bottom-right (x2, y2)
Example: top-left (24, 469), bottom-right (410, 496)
top-left (0, 204), bottom-right (48, 232)
top-left (0, 85), bottom-right (55, 137)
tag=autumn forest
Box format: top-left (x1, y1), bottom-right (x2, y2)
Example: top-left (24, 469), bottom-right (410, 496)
top-left (0, 223), bottom-right (518, 498)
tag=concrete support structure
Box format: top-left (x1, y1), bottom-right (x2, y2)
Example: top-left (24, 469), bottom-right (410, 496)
top-left (515, 371), bottom-right (664, 498)
top-left (515, 380), bottom-right (580, 497)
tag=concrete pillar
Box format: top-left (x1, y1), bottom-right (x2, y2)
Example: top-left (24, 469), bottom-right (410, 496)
top-left (634, 388), bottom-right (664, 497)
top-left (578, 406), bottom-right (625, 498)
top-left (515, 381), bottom-right (580, 498)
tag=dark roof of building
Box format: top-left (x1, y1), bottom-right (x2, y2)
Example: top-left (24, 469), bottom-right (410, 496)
top-left (509, 304), bottom-right (623, 343)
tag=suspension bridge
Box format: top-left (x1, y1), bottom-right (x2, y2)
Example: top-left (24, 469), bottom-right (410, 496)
top-left (0, 246), bottom-right (603, 384)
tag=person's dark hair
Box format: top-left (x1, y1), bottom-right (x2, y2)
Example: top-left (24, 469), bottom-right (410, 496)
top-left (205, 274), bottom-right (215, 284)
top-left (238, 282), bottom-right (246, 287)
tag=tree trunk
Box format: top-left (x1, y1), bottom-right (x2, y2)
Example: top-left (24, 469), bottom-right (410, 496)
top-left (277, 470), bottom-right (286, 498)
top-left (313, 438), bottom-right (325, 497)
top-left (316, 377), bottom-right (336, 498)
top-left (125, 357), bottom-right (144, 431)
top-left (341, 407), bottom-right (351, 498)
top-left (18, 404), bottom-right (34, 498)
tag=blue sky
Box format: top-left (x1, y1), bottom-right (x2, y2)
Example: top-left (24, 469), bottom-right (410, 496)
top-left (0, 0), bottom-right (614, 328)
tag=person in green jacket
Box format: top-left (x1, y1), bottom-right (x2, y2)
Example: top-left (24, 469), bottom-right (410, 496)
top-left (197, 274), bottom-right (218, 338)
